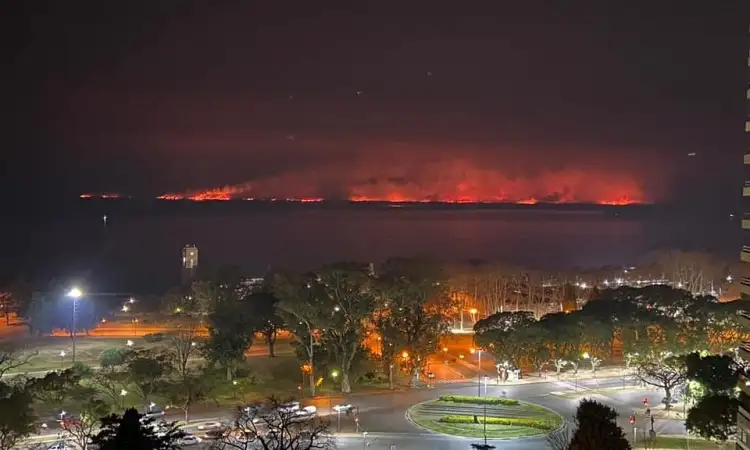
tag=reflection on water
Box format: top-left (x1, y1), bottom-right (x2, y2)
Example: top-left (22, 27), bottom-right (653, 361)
top-left (23, 209), bottom-right (736, 293)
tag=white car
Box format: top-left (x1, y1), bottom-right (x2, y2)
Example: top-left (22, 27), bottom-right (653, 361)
top-left (277, 402), bottom-right (300, 413)
top-left (332, 404), bottom-right (355, 413)
top-left (295, 405), bottom-right (317, 416)
top-left (180, 434), bottom-right (202, 446)
top-left (197, 421), bottom-right (226, 431)
top-left (47, 444), bottom-right (71, 450)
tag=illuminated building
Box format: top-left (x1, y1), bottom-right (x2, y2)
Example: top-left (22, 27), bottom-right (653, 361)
top-left (738, 26), bottom-right (750, 450)
top-left (181, 245), bottom-right (199, 284)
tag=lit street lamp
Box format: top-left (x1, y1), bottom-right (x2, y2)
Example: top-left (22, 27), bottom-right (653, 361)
top-left (59, 350), bottom-right (66, 369)
top-left (126, 340), bottom-right (134, 348)
top-left (66, 287), bottom-right (83, 363)
top-left (120, 389), bottom-right (127, 409)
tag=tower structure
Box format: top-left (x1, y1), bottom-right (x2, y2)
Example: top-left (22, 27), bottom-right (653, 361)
top-left (182, 245), bottom-right (199, 284)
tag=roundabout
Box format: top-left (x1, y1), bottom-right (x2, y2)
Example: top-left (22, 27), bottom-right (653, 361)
top-left (407, 395), bottom-right (563, 440)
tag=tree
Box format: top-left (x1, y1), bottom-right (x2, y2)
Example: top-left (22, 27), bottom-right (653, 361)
top-left (91, 367), bottom-right (128, 410)
top-left (99, 347), bottom-right (130, 368)
top-left (553, 359), bottom-right (569, 378)
top-left (124, 350), bottom-right (170, 411)
top-left (216, 396), bottom-right (334, 450)
top-left (685, 352), bottom-right (739, 395)
top-left (203, 299), bottom-right (254, 381)
top-left (273, 272), bottom-right (324, 396)
top-left (163, 372), bottom-right (210, 423)
top-left (567, 399), bottom-right (631, 450)
top-left (168, 327), bottom-right (199, 379)
top-left (248, 287), bottom-right (284, 357)
top-left (546, 423), bottom-right (572, 450)
top-left (375, 257), bottom-right (451, 385)
top-left (474, 311), bottom-right (535, 369)
top-left (686, 394), bottom-right (738, 443)
top-left (0, 343), bottom-right (35, 379)
top-left (635, 355), bottom-right (687, 407)
top-left (62, 398), bottom-right (111, 450)
top-left (308, 263), bottom-right (377, 393)
top-left (0, 383), bottom-right (36, 450)
top-left (27, 368), bottom-right (86, 411)
top-left (92, 408), bottom-right (184, 450)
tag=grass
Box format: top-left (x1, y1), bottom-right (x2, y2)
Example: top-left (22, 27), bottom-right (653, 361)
top-left (641, 435), bottom-right (725, 449)
top-left (409, 398), bottom-right (562, 439)
top-left (439, 395), bottom-right (519, 405)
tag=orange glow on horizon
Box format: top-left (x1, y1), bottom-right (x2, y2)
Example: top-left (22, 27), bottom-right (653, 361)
top-left (153, 163), bottom-right (649, 205)
top-left (79, 193), bottom-right (123, 199)
top-left (155, 192), bottom-right (645, 205)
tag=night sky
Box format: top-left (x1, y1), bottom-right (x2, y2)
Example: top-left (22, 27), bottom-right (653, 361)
top-left (6, 1), bottom-right (749, 207)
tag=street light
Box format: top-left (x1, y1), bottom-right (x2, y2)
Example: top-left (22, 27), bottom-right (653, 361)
top-left (120, 389), bottom-right (127, 409)
top-left (470, 348), bottom-right (483, 396)
top-left (59, 351), bottom-right (66, 369)
top-left (126, 340), bottom-right (134, 348)
top-left (66, 287), bottom-right (83, 363)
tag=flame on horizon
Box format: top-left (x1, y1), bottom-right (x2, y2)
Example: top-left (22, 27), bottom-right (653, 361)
top-left (155, 164), bottom-right (647, 205)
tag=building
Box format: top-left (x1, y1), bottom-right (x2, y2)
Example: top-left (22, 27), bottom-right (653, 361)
top-left (181, 245), bottom-right (199, 284)
top-left (738, 27), bottom-right (750, 450)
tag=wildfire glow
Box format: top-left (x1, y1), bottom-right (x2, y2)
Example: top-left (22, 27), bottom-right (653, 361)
top-left (96, 159), bottom-right (649, 205)
top-left (79, 193), bottom-right (124, 199)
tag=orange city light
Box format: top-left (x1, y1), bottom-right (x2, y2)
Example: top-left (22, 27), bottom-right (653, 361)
top-left (469, 308), bottom-right (478, 315)
top-left (442, 347), bottom-right (448, 353)
top-left (470, 348), bottom-right (476, 354)
top-left (401, 351), bottom-right (409, 359)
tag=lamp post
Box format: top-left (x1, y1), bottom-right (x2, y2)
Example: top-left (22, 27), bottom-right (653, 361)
top-left (66, 287), bottom-right (82, 363)
top-left (59, 351), bottom-right (66, 369)
top-left (120, 389), bottom-right (127, 409)
top-left (470, 348), bottom-right (483, 396)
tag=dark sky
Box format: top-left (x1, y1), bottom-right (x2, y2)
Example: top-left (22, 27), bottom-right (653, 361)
top-left (5, 1), bottom-right (748, 206)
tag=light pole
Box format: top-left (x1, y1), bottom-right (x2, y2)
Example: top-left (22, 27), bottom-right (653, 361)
top-left (66, 287), bottom-right (82, 363)
top-left (332, 370), bottom-right (341, 431)
top-left (120, 389), bottom-right (127, 409)
top-left (470, 348), bottom-right (482, 396)
top-left (59, 351), bottom-right (66, 369)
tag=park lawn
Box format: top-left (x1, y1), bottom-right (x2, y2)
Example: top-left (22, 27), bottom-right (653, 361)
top-left (642, 436), bottom-right (724, 450)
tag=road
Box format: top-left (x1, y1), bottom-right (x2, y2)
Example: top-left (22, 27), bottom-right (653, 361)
top-left (25, 374), bottom-right (688, 449)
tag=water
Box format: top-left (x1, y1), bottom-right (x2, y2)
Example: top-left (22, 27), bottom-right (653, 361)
top-left (11, 204), bottom-right (738, 293)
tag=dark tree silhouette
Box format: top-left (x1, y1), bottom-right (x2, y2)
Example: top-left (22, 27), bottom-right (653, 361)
top-left (567, 399), bottom-right (630, 450)
top-left (92, 408), bottom-right (184, 450)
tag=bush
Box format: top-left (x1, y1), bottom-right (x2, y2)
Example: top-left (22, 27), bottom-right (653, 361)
top-left (143, 332), bottom-right (164, 343)
top-left (438, 395), bottom-right (519, 406)
top-left (99, 347), bottom-right (127, 367)
top-left (439, 415), bottom-right (554, 430)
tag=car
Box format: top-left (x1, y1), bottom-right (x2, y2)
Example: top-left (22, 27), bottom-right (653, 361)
top-left (277, 401), bottom-right (300, 413)
top-left (47, 443), bottom-right (71, 450)
top-left (661, 396), bottom-right (680, 405)
top-left (332, 404), bottom-right (355, 413)
top-left (204, 429), bottom-right (228, 440)
top-left (197, 421), bottom-right (226, 431)
top-left (294, 405), bottom-right (317, 418)
top-left (142, 408), bottom-right (165, 420)
top-left (180, 434), bottom-right (202, 446)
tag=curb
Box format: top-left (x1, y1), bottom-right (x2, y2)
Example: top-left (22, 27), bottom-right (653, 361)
top-left (404, 397), bottom-right (564, 441)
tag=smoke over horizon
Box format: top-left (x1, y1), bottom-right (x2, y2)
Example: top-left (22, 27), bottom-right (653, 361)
top-left (155, 158), bottom-right (650, 204)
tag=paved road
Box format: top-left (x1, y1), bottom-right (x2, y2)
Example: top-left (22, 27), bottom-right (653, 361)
top-left (25, 375), bottom-right (687, 449)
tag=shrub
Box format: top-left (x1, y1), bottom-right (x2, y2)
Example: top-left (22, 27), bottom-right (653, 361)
top-left (143, 332), bottom-right (164, 343)
top-left (439, 415), bottom-right (555, 430)
top-left (438, 395), bottom-right (519, 406)
top-left (99, 347), bottom-right (127, 367)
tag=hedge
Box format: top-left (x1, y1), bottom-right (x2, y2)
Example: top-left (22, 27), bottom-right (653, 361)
top-left (438, 395), bottom-right (519, 406)
top-left (439, 415), bottom-right (555, 430)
